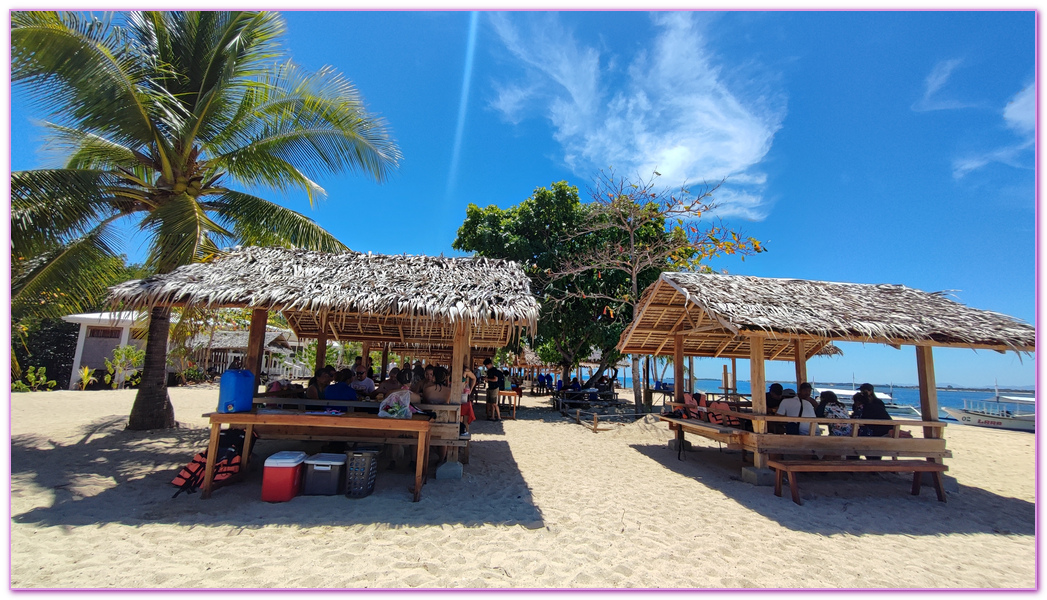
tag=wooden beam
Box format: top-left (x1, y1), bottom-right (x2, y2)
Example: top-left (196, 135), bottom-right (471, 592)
top-left (315, 325), bottom-right (328, 373)
top-left (673, 334), bottom-right (685, 401)
top-left (619, 279), bottom-right (664, 351)
top-left (793, 341), bottom-right (807, 388)
top-left (380, 344), bottom-right (390, 382)
top-left (804, 339), bottom-right (832, 360)
top-left (750, 336), bottom-right (767, 468)
top-left (916, 345), bottom-right (940, 440)
top-left (713, 337), bottom-right (733, 358)
top-left (243, 308), bottom-right (269, 390)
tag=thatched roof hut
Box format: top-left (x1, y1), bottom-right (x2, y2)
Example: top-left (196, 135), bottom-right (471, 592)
top-left (109, 246), bottom-right (539, 350)
top-left (619, 272), bottom-right (1035, 359)
top-left (621, 272), bottom-right (1035, 471)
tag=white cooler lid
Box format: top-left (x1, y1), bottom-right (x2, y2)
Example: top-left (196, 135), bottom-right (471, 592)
top-left (264, 450), bottom-right (307, 467)
top-left (305, 453), bottom-right (348, 466)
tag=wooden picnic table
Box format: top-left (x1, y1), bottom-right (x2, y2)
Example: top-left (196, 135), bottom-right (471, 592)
top-left (202, 410), bottom-right (432, 501)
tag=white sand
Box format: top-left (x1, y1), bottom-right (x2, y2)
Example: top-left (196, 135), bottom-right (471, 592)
top-left (10, 386), bottom-right (1035, 589)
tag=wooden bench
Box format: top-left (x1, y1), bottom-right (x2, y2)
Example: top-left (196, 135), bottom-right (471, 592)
top-left (767, 459), bottom-right (948, 505)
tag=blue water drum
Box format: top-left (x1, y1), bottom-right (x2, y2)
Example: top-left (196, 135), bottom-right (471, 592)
top-left (218, 369), bottom-right (255, 413)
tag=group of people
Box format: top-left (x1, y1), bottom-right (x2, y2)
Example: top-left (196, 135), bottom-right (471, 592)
top-left (765, 382), bottom-right (892, 437)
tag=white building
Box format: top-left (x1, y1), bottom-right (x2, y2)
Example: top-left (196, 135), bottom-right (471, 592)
top-left (61, 312), bottom-right (147, 390)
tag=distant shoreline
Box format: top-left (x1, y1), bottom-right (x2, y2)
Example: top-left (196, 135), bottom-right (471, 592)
top-left (685, 378), bottom-right (1033, 395)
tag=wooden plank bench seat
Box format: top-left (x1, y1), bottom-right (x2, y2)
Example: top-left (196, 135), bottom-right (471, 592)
top-left (767, 459), bottom-right (948, 505)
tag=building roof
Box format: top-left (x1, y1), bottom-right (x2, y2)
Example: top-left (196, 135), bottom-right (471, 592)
top-left (108, 246), bottom-right (538, 349)
top-left (618, 272), bottom-right (1035, 359)
top-left (61, 311), bottom-right (144, 327)
top-left (190, 330), bottom-right (290, 352)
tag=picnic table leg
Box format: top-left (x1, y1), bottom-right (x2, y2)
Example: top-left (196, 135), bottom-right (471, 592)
top-left (201, 423), bottom-right (221, 499)
top-left (911, 471), bottom-right (922, 496)
top-left (774, 468), bottom-right (784, 498)
top-left (240, 424), bottom-right (255, 471)
top-left (787, 471), bottom-right (802, 505)
top-left (676, 427), bottom-right (684, 461)
top-left (412, 431), bottom-right (427, 502)
top-left (931, 471), bottom-right (947, 503)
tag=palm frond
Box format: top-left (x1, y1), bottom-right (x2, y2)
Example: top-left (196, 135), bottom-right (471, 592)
top-left (11, 11), bottom-right (164, 150)
top-left (12, 221), bottom-right (124, 321)
top-left (206, 190), bottom-right (348, 252)
top-left (208, 60), bottom-right (401, 198)
top-left (11, 169), bottom-right (123, 256)
top-left (140, 193), bottom-right (229, 273)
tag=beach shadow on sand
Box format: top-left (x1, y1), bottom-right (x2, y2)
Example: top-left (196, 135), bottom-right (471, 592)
top-left (629, 443), bottom-right (1034, 537)
top-left (11, 416), bottom-right (545, 531)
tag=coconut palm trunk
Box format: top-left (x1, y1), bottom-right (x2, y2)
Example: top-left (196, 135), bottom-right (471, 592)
top-left (128, 306), bottom-right (175, 429)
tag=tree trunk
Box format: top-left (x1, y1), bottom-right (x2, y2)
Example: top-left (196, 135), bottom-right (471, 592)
top-left (127, 306), bottom-right (176, 430)
top-left (631, 355), bottom-right (642, 412)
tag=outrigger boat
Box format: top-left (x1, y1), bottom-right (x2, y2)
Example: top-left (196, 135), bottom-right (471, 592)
top-left (942, 390), bottom-right (1035, 432)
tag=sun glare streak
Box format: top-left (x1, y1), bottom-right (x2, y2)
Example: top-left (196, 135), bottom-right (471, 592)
top-left (446, 11), bottom-right (479, 199)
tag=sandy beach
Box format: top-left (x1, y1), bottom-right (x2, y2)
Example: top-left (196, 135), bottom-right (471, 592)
top-left (10, 386), bottom-right (1035, 589)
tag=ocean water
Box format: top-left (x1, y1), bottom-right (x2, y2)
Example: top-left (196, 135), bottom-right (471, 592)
top-left (607, 376), bottom-right (1029, 420)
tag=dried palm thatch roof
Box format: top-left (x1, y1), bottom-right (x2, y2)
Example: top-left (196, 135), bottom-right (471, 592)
top-left (189, 330), bottom-right (290, 352)
top-left (619, 272), bottom-right (1035, 359)
top-left (109, 246), bottom-right (538, 348)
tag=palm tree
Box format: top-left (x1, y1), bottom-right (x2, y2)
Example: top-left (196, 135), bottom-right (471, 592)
top-left (12, 11), bottom-right (401, 429)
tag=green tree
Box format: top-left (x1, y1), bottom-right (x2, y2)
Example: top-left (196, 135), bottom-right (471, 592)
top-left (453, 181), bottom-right (631, 387)
top-left (12, 11), bottom-right (401, 429)
top-left (553, 171), bottom-right (765, 411)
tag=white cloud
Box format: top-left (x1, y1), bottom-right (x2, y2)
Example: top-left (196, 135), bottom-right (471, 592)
top-left (486, 12), bottom-right (784, 220)
top-left (953, 83), bottom-right (1035, 179)
top-left (912, 58), bottom-right (984, 112)
top-left (1003, 84), bottom-right (1034, 135)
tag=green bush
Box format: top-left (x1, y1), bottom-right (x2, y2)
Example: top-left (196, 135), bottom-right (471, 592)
top-left (12, 366), bottom-right (57, 392)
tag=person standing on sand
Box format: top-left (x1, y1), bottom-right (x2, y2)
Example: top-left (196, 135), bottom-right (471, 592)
top-left (484, 358), bottom-right (503, 421)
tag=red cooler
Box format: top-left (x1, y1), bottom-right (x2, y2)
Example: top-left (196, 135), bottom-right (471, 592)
top-left (261, 450), bottom-right (307, 502)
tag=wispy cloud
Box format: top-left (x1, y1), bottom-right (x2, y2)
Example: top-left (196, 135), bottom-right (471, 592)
top-left (952, 83), bottom-right (1035, 179)
top-left (912, 58), bottom-right (980, 112)
top-left (486, 12), bottom-right (784, 221)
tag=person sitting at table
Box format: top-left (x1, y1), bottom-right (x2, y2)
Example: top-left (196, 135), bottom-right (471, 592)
top-left (410, 364), bottom-right (427, 394)
top-left (569, 377), bottom-right (581, 392)
top-left (857, 383), bottom-right (892, 437)
top-left (421, 366), bottom-right (453, 404)
top-left (483, 358), bottom-right (504, 421)
top-left (305, 367), bottom-right (332, 400)
top-left (776, 387), bottom-right (819, 435)
top-left (374, 367), bottom-right (402, 398)
top-left (325, 368), bottom-right (358, 401)
top-left (818, 391), bottom-right (852, 436)
top-left (766, 383), bottom-right (784, 414)
top-left (350, 365), bottom-right (376, 398)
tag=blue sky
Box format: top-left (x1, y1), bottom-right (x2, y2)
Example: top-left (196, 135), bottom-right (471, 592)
top-left (8, 10), bottom-right (1037, 388)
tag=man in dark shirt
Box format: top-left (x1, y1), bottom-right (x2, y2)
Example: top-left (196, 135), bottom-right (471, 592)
top-left (484, 358), bottom-right (504, 421)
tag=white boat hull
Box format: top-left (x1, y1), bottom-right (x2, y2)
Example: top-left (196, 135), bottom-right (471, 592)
top-left (942, 407), bottom-right (1035, 432)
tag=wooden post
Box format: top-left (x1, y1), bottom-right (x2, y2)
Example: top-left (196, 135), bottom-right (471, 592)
top-left (446, 322), bottom-right (471, 464)
top-left (687, 356), bottom-right (694, 395)
top-left (673, 334), bottom-right (685, 401)
top-left (361, 342), bottom-right (372, 374)
top-left (243, 308), bottom-right (268, 390)
top-left (592, 413), bottom-right (599, 433)
top-left (731, 358), bottom-right (738, 392)
top-left (380, 344), bottom-right (389, 382)
top-left (315, 325), bottom-right (328, 373)
top-left (916, 345), bottom-right (940, 440)
top-left (722, 364), bottom-right (729, 397)
top-left (749, 336), bottom-right (767, 468)
top-left (794, 340), bottom-right (808, 388)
